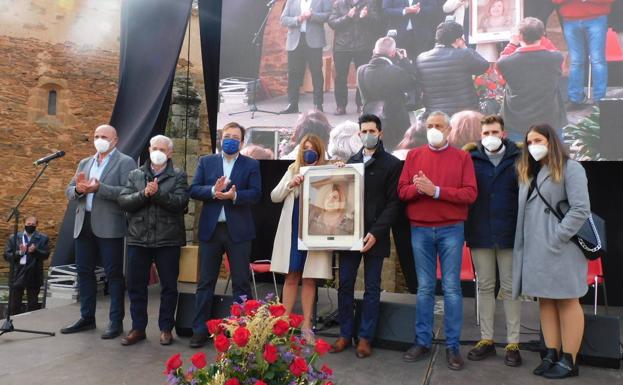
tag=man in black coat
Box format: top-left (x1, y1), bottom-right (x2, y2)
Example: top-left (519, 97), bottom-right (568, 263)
top-left (357, 36), bottom-right (417, 151)
top-left (117, 135), bottom-right (189, 346)
top-left (4, 215), bottom-right (50, 315)
top-left (331, 114), bottom-right (402, 358)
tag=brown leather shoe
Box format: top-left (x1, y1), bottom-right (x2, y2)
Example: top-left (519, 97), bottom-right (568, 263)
top-left (403, 345), bottom-right (430, 362)
top-left (334, 106), bottom-right (346, 116)
top-left (330, 337), bottom-right (352, 353)
top-left (160, 330), bottom-right (173, 346)
top-left (446, 347), bottom-right (465, 370)
top-left (121, 329), bottom-right (146, 346)
top-left (356, 338), bottom-right (372, 358)
top-left (504, 344), bottom-right (522, 367)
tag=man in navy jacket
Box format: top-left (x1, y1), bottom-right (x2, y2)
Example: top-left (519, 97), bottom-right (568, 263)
top-left (464, 115), bottom-right (522, 367)
top-left (189, 122), bottom-right (262, 348)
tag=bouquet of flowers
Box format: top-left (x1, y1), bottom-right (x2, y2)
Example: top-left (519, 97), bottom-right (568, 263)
top-left (163, 295), bottom-right (335, 385)
top-left (474, 66), bottom-right (506, 115)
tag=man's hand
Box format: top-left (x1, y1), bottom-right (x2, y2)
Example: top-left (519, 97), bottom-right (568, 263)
top-left (413, 170), bottom-right (436, 197)
top-left (215, 185), bottom-right (237, 201)
top-left (28, 244), bottom-right (36, 253)
top-left (396, 48), bottom-right (408, 59)
top-left (359, 6), bottom-right (368, 18)
top-left (144, 177), bottom-right (159, 197)
top-left (214, 176), bottom-right (230, 193)
top-left (347, 6), bottom-right (357, 18)
top-left (19, 244), bottom-right (27, 254)
top-left (75, 172), bottom-right (88, 193)
top-left (509, 27), bottom-right (521, 46)
top-left (361, 232), bottom-right (377, 253)
top-left (288, 174), bottom-right (304, 188)
top-left (84, 178), bottom-right (100, 193)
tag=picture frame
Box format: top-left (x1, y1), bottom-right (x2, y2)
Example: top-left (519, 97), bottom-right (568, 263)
top-left (470, 0), bottom-right (523, 44)
top-left (298, 164), bottom-right (364, 251)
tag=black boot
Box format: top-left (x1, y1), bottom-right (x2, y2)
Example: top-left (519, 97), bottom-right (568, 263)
top-left (543, 352), bottom-right (579, 379)
top-left (533, 348), bottom-right (558, 376)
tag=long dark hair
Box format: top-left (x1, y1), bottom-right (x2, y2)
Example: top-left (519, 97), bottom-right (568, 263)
top-left (516, 123), bottom-right (568, 184)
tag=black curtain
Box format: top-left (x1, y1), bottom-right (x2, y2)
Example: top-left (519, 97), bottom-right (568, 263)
top-left (52, 0), bottom-right (192, 266)
top-left (198, 0), bottom-right (222, 152)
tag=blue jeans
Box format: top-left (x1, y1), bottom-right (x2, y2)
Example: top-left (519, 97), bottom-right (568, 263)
top-left (563, 15), bottom-right (608, 102)
top-left (411, 223), bottom-right (464, 349)
top-left (337, 251), bottom-right (385, 341)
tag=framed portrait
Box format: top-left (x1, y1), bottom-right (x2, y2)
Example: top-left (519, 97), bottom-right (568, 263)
top-left (298, 164), bottom-right (364, 251)
top-left (470, 0), bottom-right (522, 44)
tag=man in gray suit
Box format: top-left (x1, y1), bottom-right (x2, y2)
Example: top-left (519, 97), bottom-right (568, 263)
top-left (61, 124), bottom-right (136, 339)
top-left (279, 0), bottom-right (332, 114)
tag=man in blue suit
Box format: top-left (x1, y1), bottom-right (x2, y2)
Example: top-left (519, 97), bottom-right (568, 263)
top-left (189, 122), bottom-right (262, 348)
top-left (382, 0), bottom-right (441, 60)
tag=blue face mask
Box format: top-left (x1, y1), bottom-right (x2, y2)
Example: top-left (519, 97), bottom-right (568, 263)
top-left (221, 138), bottom-right (240, 155)
top-left (303, 149), bottom-right (318, 165)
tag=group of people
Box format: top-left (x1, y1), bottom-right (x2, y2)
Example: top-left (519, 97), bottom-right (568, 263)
top-left (275, 0), bottom-right (618, 153)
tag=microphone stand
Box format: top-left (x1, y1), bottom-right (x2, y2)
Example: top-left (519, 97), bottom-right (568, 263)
top-left (1, 162), bottom-right (55, 337)
top-left (228, 0), bottom-right (279, 119)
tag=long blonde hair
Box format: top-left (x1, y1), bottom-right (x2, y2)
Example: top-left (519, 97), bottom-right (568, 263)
top-left (516, 123), bottom-right (568, 184)
top-left (290, 134), bottom-right (327, 174)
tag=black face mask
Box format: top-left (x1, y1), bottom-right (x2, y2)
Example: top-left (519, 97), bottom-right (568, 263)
top-left (25, 225), bottom-right (36, 234)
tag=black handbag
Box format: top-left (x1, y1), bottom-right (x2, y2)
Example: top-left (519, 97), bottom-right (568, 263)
top-left (533, 180), bottom-right (606, 260)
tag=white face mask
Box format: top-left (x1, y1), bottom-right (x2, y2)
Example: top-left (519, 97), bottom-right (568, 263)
top-left (426, 128), bottom-right (445, 147)
top-left (528, 144), bottom-right (548, 161)
top-left (482, 135), bottom-right (502, 152)
top-left (94, 138), bottom-right (111, 154)
top-left (150, 150), bottom-right (167, 166)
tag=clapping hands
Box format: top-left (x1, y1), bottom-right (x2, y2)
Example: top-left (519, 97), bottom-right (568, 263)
top-left (413, 170), bottom-right (436, 197)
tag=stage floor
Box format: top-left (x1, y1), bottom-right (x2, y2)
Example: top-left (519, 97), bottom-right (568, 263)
top-left (0, 281), bottom-right (621, 385)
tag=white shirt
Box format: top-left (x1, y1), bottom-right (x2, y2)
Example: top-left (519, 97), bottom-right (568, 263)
top-left (86, 148), bottom-right (116, 212)
top-left (403, 0), bottom-right (414, 31)
top-left (212, 154), bottom-right (239, 222)
top-left (300, 0), bottom-right (311, 33)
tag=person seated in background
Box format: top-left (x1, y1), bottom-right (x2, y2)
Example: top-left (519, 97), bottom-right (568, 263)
top-left (327, 120), bottom-right (363, 160)
top-left (497, 17), bottom-right (566, 141)
top-left (448, 110), bottom-right (483, 149)
top-left (240, 144), bottom-right (275, 160)
top-left (357, 36), bottom-right (418, 150)
top-left (281, 110), bottom-right (332, 159)
top-left (392, 118), bottom-right (427, 160)
top-left (415, 21), bottom-right (489, 118)
top-left (3, 215), bottom-right (50, 315)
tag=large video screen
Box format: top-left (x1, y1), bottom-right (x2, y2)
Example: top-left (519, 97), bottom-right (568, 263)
top-left (218, 0), bottom-right (623, 161)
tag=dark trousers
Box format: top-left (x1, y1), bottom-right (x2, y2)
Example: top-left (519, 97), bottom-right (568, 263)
top-left (338, 251), bottom-right (385, 340)
top-left (287, 34), bottom-right (324, 106)
top-left (9, 286), bottom-right (40, 315)
top-left (75, 213), bottom-right (125, 324)
top-left (398, 30), bottom-right (432, 61)
top-left (192, 223), bottom-right (252, 334)
top-left (333, 50), bottom-right (370, 108)
top-left (127, 245), bottom-right (180, 332)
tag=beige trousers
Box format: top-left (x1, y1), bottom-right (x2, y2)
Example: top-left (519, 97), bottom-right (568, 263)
top-left (472, 248), bottom-right (521, 343)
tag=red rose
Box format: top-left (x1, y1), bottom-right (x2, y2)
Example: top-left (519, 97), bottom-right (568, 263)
top-left (289, 356), bottom-right (308, 377)
top-left (314, 338), bottom-right (331, 356)
top-left (254, 381), bottom-right (267, 385)
top-left (230, 304), bottom-right (243, 317)
top-left (225, 379), bottom-right (240, 385)
top-left (190, 351), bottom-right (207, 369)
top-left (326, 382), bottom-right (334, 385)
top-left (273, 319), bottom-right (290, 336)
top-left (263, 343), bottom-right (278, 364)
top-left (269, 304), bottom-right (286, 317)
top-left (164, 353), bottom-right (183, 375)
top-left (214, 334), bottom-right (230, 352)
top-left (289, 313), bottom-right (304, 328)
top-left (487, 82), bottom-right (497, 90)
top-left (244, 299), bottom-right (261, 315)
top-left (207, 318), bottom-right (223, 335)
top-left (474, 77), bottom-right (485, 86)
top-left (321, 364), bottom-right (333, 376)
top-left (232, 326), bottom-right (251, 347)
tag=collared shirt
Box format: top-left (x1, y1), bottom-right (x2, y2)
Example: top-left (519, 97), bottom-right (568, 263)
top-left (403, 0), bottom-right (414, 31)
top-left (300, 0), bottom-right (311, 32)
top-left (20, 232), bottom-right (30, 265)
top-left (213, 154), bottom-right (238, 222)
top-left (86, 148), bottom-right (116, 211)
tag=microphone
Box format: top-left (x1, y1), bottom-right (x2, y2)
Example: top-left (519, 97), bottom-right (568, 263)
top-left (34, 150), bottom-right (65, 166)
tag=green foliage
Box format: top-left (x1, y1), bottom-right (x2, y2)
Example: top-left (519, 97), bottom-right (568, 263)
top-left (564, 106), bottom-right (602, 160)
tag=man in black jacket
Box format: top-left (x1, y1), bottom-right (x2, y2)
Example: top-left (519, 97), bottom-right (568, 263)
top-left (4, 215), bottom-right (50, 315)
top-left (118, 135), bottom-right (189, 346)
top-left (328, 0), bottom-right (379, 115)
top-left (331, 114), bottom-right (402, 358)
top-left (415, 21), bottom-right (488, 117)
top-left (357, 36), bottom-right (417, 151)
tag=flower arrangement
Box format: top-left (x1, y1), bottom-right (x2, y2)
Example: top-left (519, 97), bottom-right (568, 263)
top-left (164, 295), bottom-right (335, 385)
top-left (474, 66), bottom-right (506, 101)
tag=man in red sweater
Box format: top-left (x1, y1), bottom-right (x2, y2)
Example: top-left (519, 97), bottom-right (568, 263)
top-left (398, 111), bottom-right (477, 370)
top-left (552, 0), bottom-right (614, 109)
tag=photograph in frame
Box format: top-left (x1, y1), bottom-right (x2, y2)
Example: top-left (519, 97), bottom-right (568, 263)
top-left (470, 0), bottom-right (523, 44)
top-left (298, 164), bottom-right (364, 251)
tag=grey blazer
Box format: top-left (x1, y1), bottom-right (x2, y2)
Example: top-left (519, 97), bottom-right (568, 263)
top-left (65, 149), bottom-right (137, 239)
top-left (281, 0), bottom-right (332, 50)
top-left (512, 160), bottom-right (590, 300)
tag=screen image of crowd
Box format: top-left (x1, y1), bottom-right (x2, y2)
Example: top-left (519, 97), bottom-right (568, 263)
top-left (217, 0), bottom-right (623, 161)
